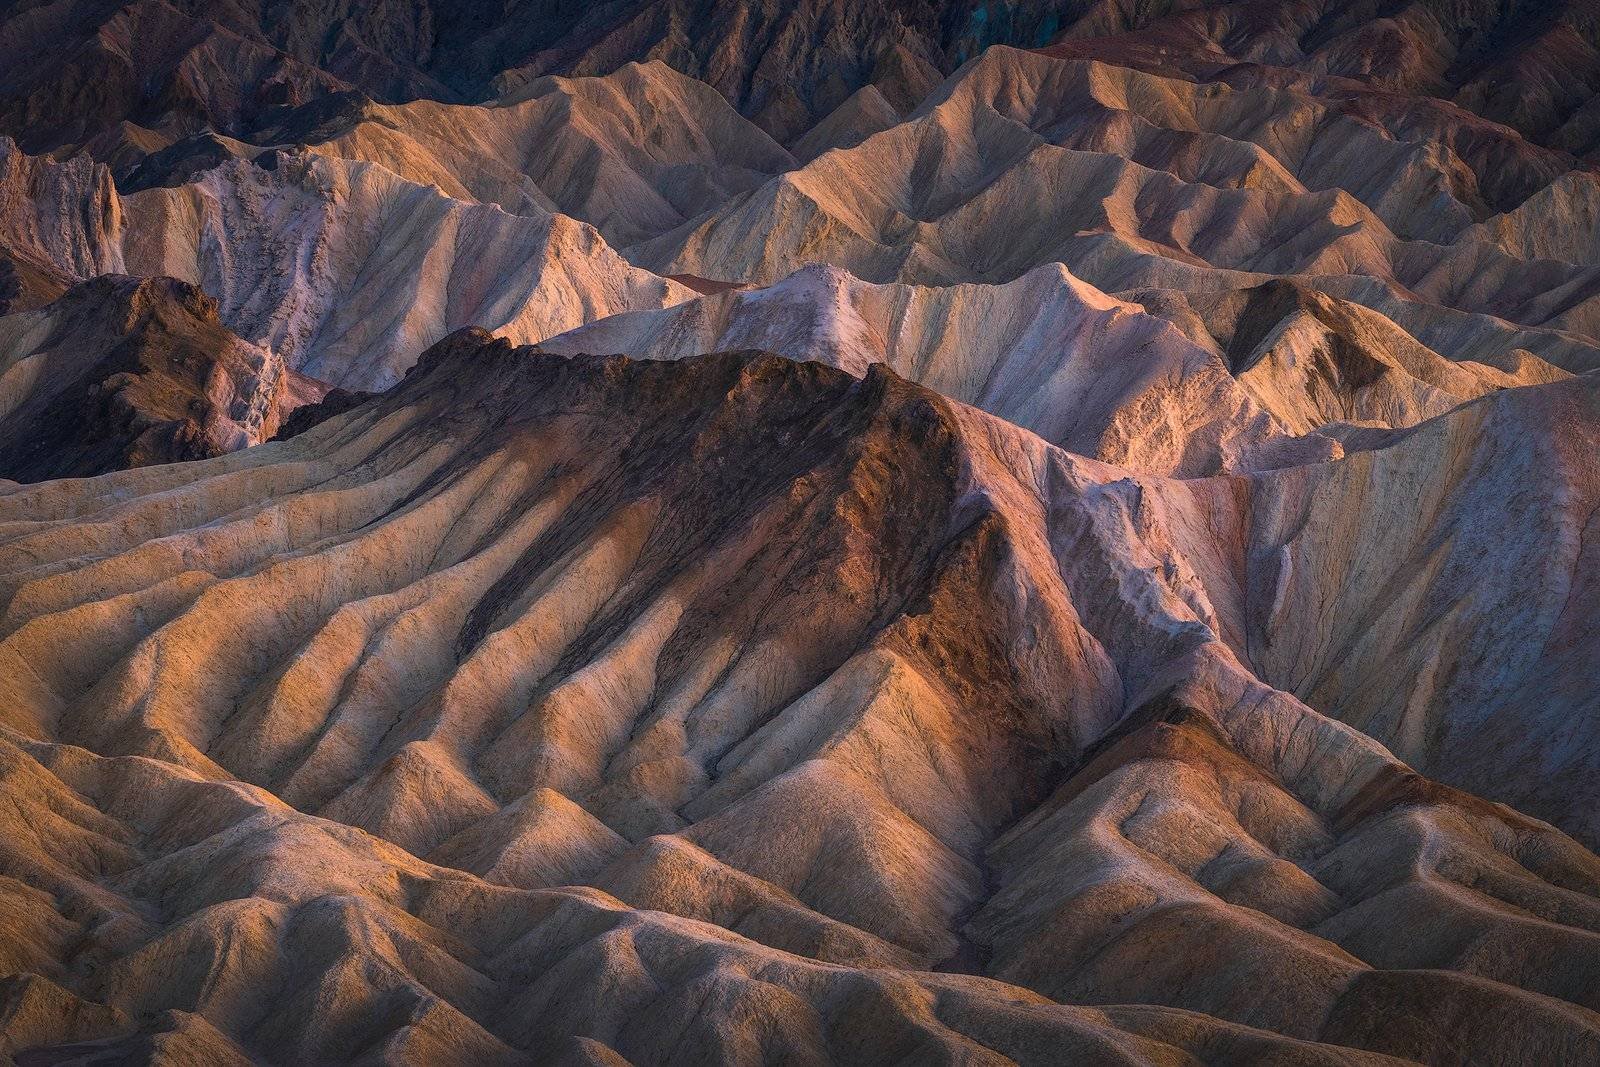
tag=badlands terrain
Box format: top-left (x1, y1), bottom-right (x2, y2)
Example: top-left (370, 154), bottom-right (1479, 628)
top-left (1, 1), bottom-right (1599, 1063)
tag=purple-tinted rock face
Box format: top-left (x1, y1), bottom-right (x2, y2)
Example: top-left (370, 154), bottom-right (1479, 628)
top-left (0, 4), bottom-right (1598, 1064)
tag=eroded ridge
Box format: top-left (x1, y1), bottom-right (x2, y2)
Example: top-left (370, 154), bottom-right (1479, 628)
top-left (1, 336), bottom-right (1596, 1064)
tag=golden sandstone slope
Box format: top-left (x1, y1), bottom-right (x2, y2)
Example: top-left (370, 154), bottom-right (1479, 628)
top-left (1, 2), bottom-right (1599, 1063)
top-left (0, 334), bottom-right (1597, 1063)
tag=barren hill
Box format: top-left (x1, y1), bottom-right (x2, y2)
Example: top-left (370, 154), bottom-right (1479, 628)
top-left (544, 262), bottom-right (1574, 475)
top-left (1, 2), bottom-right (1598, 1062)
top-left (1, 137), bottom-right (694, 391)
top-left (0, 337), bottom-right (1597, 1062)
top-left (0, 274), bottom-right (305, 481)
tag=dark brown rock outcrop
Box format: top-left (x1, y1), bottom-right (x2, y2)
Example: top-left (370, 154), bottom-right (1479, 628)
top-left (0, 274), bottom-right (287, 480)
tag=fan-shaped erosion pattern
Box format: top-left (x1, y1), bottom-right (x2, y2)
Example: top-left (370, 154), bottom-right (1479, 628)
top-left (0, 335), bottom-right (1596, 1064)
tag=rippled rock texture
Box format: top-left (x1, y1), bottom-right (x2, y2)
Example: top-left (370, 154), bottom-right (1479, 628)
top-left (0, 336), bottom-right (1596, 1063)
top-left (1, 3), bottom-right (1598, 1063)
